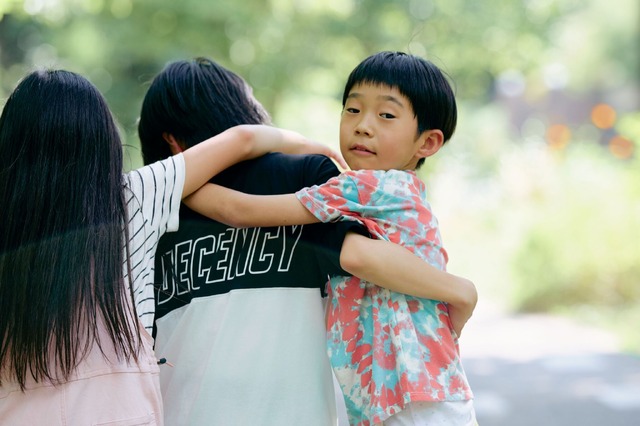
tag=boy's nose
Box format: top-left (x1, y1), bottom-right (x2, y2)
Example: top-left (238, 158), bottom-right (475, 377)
top-left (354, 118), bottom-right (373, 136)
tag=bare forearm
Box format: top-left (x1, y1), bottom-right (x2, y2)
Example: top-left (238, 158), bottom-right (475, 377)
top-left (340, 233), bottom-right (477, 309)
top-left (184, 184), bottom-right (320, 228)
top-left (181, 126), bottom-right (254, 197)
top-left (181, 124), bottom-right (346, 198)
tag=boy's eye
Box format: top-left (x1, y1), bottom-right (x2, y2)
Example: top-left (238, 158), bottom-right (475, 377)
top-left (380, 113), bottom-right (396, 119)
top-left (345, 107), bottom-right (360, 113)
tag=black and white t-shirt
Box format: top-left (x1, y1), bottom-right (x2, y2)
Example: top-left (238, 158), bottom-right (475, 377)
top-left (152, 153), bottom-right (365, 426)
top-left (123, 154), bottom-right (185, 333)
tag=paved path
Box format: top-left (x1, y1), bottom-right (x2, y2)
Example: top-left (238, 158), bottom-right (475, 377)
top-left (460, 301), bottom-right (640, 425)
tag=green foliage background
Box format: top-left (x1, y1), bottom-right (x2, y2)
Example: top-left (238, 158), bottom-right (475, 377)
top-left (1, 0), bottom-right (638, 350)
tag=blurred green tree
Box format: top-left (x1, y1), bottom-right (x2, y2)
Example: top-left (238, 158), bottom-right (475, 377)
top-left (1, 0), bottom-right (599, 148)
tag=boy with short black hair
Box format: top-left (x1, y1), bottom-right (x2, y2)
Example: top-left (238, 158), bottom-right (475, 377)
top-left (187, 51), bottom-right (477, 425)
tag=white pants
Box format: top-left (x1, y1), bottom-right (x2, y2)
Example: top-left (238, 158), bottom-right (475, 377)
top-left (380, 400), bottom-right (477, 426)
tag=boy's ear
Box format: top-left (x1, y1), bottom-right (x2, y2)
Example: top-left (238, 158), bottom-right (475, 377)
top-left (416, 129), bottom-right (444, 160)
top-left (162, 132), bottom-right (186, 155)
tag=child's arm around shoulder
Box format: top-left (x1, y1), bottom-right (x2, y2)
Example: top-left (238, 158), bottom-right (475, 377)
top-left (184, 184), bottom-right (319, 228)
top-left (180, 124), bottom-right (346, 199)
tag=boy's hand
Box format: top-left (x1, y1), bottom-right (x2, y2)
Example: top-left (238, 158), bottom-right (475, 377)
top-left (448, 277), bottom-right (477, 337)
top-left (448, 302), bottom-right (474, 338)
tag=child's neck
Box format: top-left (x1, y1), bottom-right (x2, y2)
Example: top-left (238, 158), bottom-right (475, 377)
top-left (347, 166), bottom-right (417, 172)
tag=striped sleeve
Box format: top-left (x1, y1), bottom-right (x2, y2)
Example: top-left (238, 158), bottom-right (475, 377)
top-left (123, 154), bottom-right (185, 333)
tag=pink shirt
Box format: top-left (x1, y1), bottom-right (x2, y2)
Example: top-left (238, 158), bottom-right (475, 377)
top-left (0, 321), bottom-right (162, 425)
top-left (0, 155), bottom-right (185, 425)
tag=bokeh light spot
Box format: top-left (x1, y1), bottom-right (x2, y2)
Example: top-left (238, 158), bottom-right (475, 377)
top-left (546, 124), bottom-right (571, 150)
top-left (111, 0), bottom-right (132, 19)
top-left (591, 103), bottom-right (616, 129)
top-left (497, 70), bottom-right (526, 98)
top-left (608, 136), bottom-right (634, 159)
top-left (230, 39), bottom-right (255, 66)
top-left (151, 10), bottom-right (177, 36)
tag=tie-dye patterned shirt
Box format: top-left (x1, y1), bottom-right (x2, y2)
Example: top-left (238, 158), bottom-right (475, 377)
top-left (296, 169), bottom-right (473, 425)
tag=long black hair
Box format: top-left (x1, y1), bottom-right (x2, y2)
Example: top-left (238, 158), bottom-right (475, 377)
top-left (139, 57), bottom-right (270, 165)
top-left (0, 70), bottom-right (139, 390)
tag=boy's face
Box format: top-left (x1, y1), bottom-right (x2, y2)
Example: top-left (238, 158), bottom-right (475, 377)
top-left (340, 83), bottom-right (424, 171)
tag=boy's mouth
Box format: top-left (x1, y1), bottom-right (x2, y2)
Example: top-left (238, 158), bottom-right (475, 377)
top-left (351, 144), bottom-right (375, 155)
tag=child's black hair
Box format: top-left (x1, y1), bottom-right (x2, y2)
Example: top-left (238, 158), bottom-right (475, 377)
top-left (342, 51), bottom-right (457, 168)
top-left (139, 57), bottom-right (270, 165)
top-left (0, 69), bottom-right (139, 390)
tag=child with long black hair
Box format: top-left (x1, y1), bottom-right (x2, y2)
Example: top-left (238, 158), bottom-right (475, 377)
top-left (0, 69), bottom-right (339, 425)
